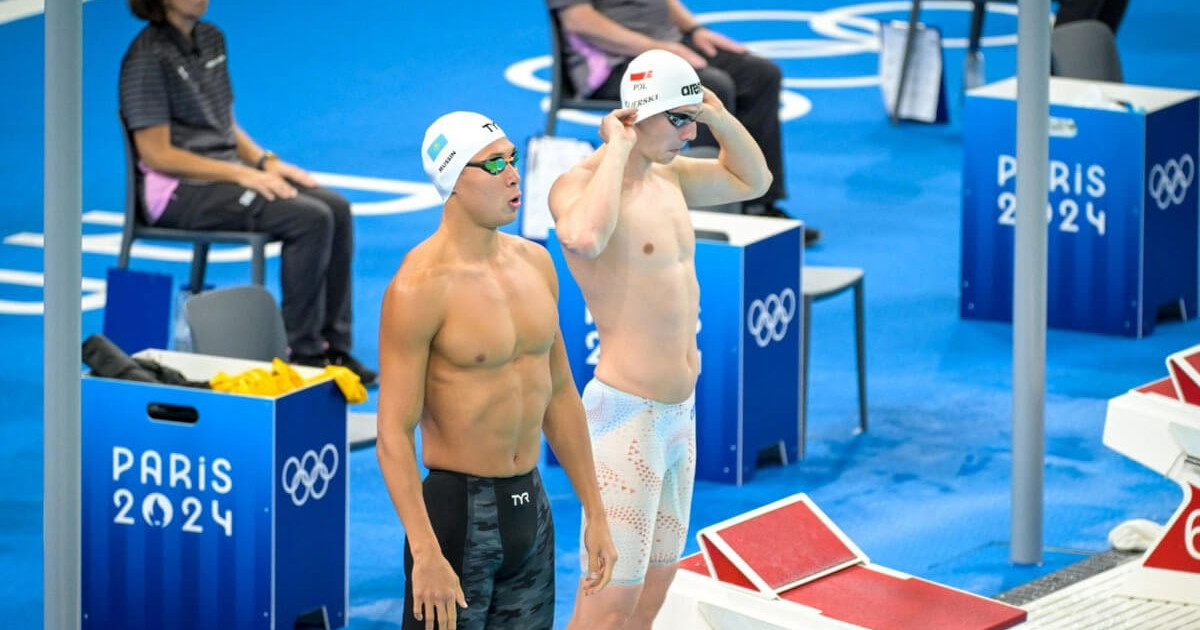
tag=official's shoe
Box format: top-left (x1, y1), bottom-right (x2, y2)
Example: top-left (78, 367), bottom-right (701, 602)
top-left (325, 349), bottom-right (378, 388)
top-left (289, 352), bottom-right (329, 368)
top-left (804, 227), bottom-right (821, 247)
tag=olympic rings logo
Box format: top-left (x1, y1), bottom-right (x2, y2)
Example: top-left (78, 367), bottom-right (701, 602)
top-left (1148, 155), bottom-right (1194, 210)
top-left (281, 443), bottom-right (339, 507)
top-left (747, 288), bottom-right (797, 348)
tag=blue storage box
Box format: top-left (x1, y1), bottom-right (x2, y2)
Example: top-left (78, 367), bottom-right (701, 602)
top-left (82, 350), bottom-right (348, 630)
top-left (962, 77), bottom-right (1199, 337)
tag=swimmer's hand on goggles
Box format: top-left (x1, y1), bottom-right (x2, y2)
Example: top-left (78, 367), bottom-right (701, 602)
top-left (599, 108), bottom-right (639, 146)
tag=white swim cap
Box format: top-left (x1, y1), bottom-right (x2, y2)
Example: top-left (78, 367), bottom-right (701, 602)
top-left (620, 49), bottom-right (704, 123)
top-left (421, 111), bottom-right (508, 200)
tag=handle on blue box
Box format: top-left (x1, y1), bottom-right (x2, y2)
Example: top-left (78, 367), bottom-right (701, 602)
top-left (146, 403), bottom-right (199, 425)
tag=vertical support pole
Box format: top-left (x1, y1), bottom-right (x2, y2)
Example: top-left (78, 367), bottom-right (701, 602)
top-left (1011, 0), bottom-right (1051, 566)
top-left (44, 0), bottom-right (83, 626)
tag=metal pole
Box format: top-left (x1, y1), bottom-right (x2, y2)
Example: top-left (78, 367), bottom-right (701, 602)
top-left (1011, 0), bottom-right (1050, 566)
top-left (44, 0), bottom-right (83, 626)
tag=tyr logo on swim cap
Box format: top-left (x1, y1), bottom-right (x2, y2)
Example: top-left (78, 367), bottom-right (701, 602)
top-left (620, 49), bottom-right (703, 123)
top-left (421, 111), bottom-right (508, 200)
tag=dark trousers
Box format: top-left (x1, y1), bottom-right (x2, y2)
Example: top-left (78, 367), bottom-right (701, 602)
top-left (156, 182), bottom-right (353, 357)
top-left (1056, 0), bottom-right (1129, 35)
top-left (594, 45), bottom-right (787, 208)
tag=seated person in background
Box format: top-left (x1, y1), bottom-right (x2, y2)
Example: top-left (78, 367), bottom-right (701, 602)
top-left (547, 0), bottom-right (820, 245)
top-left (118, 0), bottom-right (377, 386)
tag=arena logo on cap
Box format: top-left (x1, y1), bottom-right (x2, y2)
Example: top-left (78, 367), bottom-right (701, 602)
top-left (427, 134), bottom-right (448, 161)
top-left (681, 82), bottom-right (702, 97)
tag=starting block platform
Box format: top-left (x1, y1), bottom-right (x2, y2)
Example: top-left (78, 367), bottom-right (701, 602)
top-left (656, 494), bottom-right (1027, 630)
top-left (1103, 344), bottom-right (1200, 606)
top-left (1019, 557), bottom-right (1200, 629)
top-left (653, 343), bottom-right (1200, 629)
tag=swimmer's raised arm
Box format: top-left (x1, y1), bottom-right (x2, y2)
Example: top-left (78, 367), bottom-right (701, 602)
top-left (550, 108), bottom-right (639, 259)
top-left (671, 87), bottom-right (771, 208)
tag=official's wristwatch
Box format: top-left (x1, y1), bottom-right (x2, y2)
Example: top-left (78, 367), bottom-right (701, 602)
top-left (255, 150), bottom-right (278, 170)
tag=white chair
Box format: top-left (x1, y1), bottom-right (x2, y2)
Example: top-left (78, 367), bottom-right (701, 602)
top-left (802, 266), bottom-right (868, 457)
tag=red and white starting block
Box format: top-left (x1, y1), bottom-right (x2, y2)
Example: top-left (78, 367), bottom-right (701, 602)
top-left (655, 494), bottom-right (1027, 630)
top-left (1103, 343), bottom-right (1200, 605)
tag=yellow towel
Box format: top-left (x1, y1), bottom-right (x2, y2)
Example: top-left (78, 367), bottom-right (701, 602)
top-left (210, 358), bottom-right (367, 403)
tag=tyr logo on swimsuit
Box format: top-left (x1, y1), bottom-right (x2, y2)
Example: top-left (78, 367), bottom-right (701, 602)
top-left (511, 491), bottom-right (530, 506)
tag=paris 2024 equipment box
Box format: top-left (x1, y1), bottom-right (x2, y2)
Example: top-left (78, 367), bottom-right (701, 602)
top-left (962, 77), bottom-right (1198, 337)
top-left (82, 350), bottom-right (348, 630)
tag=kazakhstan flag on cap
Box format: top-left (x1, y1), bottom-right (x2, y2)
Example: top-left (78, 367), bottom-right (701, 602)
top-left (426, 134), bottom-right (448, 161)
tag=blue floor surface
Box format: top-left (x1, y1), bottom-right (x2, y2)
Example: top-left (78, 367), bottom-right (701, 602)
top-left (2, 0), bottom-right (1199, 628)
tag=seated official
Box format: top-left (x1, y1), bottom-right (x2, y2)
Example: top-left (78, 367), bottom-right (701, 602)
top-left (118, 0), bottom-right (376, 386)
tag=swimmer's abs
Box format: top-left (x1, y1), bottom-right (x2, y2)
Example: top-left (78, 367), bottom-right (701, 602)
top-left (420, 415), bottom-right (545, 477)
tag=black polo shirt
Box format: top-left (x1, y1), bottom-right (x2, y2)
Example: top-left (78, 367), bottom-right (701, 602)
top-left (118, 21), bottom-right (238, 164)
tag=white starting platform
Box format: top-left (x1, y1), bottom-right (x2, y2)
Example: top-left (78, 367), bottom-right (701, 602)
top-left (655, 494), bottom-right (1027, 630)
top-left (1019, 559), bottom-right (1200, 629)
top-left (1103, 344), bottom-right (1200, 606)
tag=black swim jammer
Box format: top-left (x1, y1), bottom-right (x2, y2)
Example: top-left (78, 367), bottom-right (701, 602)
top-left (402, 467), bottom-right (554, 630)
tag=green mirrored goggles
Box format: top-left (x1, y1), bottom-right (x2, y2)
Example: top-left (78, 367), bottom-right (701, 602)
top-left (465, 149), bottom-right (520, 175)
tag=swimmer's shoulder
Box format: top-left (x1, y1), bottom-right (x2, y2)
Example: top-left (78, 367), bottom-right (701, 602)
top-left (500, 233), bottom-right (559, 292)
top-left (502, 233), bottom-right (554, 269)
top-left (388, 239), bottom-right (456, 303)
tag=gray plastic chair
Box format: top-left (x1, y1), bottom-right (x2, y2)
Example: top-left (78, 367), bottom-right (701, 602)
top-left (802, 266), bottom-right (868, 458)
top-left (184, 285), bottom-right (288, 361)
top-left (1051, 19), bottom-right (1123, 82)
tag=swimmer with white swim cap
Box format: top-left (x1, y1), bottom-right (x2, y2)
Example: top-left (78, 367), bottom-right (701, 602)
top-left (549, 49), bottom-right (773, 629)
top-left (377, 111), bottom-right (617, 630)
